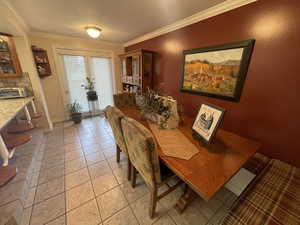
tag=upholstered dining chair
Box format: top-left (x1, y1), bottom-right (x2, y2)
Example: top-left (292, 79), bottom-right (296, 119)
top-left (113, 92), bottom-right (136, 108)
top-left (105, 106), bottom-right (131, 180)
top-left (121, 117), bottom-right (183, 218)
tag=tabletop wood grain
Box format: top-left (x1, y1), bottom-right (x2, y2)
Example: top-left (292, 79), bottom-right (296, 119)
top-left (121, 107), bottom-right (261, 200)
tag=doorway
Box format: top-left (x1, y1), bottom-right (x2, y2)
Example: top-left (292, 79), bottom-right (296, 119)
top-left (56, 49), bottom-right (115, 119)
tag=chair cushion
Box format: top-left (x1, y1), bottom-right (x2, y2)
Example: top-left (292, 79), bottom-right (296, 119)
top-left (20, 112), bottom-right (42, 120)
top-left (113, 93), bottom-right (136, 108)
top-left (3, 134), bottom-right (32, 149)
top-left (222, 159), bottom-right (300, 225)
top-left (7, 122), bottom-right (35, 134)
top-left (121, 117), bottom-right (162, 188)
top-left (0, 165), bottom-right (17, 186)
top-left (105, 106), bottom-right (127, 154)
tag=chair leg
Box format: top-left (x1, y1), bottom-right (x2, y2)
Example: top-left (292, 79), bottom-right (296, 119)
top-left (149, 187), bottom-right (158, 219)
top-left (127, 157), bottom-right (131, 181)
top-left (131, 165), bottom-right (136, 188)
top-left (116, 145), bottom-right (121, 163)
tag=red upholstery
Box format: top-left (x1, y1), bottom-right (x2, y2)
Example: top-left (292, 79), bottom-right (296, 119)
top-left (20, 112), bottom-right (42, 120)
top-left (2, 134), bottom-right (32, 149)
top-left (7, 123), bottom-right (35, 134)
top-left (0, 165), bottom-right (17, 186)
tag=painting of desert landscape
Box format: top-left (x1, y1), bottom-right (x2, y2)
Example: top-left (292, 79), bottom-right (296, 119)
top-left (182, 48), bottom-right (244, 98)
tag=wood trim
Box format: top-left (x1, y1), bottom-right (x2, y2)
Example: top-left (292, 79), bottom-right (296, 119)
top-left (0, 35), bottom-right (22, 78)
top-left (124, 0), bottom-right (257, 47)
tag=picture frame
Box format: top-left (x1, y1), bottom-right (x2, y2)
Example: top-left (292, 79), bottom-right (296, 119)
top-left (192, 102), bottom-right (226, 144)
top-left (180, 39), bottom-right (255, 102)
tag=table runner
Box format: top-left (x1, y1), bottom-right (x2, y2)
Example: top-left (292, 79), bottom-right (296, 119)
top-left (149, 123), bottom-right (198, 160)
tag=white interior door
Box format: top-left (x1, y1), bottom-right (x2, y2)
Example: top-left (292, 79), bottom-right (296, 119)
top-left (90, 57), bottom-right (114, 109)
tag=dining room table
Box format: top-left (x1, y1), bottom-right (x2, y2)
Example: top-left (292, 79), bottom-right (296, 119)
top-left (120, 107), bottom-right (261, 213)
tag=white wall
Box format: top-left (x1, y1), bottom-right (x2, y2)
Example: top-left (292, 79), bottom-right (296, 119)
top-left (30, 33), bottom-right (124, 123)
top-left (0, 0), bottom-right (53, 130)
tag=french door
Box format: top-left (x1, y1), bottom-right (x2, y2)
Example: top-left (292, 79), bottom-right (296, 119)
top-left (57, 49), bottom-right (115, 119)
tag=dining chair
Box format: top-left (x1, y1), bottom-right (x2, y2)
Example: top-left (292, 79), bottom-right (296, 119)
top-left (121, 117), bottom-right (183, 218)
top-left (113, 92), bottom-right (136, 108)
top-left (105, 106), bottom-right (131, 180)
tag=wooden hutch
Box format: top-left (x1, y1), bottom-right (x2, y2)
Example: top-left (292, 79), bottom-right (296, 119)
top-left (119, 49), bottom-right (154, 92)
top-left (0, 33), bottom-right (22, 78)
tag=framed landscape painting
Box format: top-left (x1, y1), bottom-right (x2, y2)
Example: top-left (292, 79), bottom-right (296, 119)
top-left (180, 40), bottom-right (255, 102)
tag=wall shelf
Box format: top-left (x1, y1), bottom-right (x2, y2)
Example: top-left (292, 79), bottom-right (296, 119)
top-left (31, 45), bottom-right (52, 78)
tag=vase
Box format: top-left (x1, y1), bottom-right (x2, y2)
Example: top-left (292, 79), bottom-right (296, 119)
top-left (87, 90), bottom-right (98, 101)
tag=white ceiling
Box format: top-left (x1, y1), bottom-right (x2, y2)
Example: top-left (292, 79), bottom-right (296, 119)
top-left (9, 0), bottom-right (225, 43)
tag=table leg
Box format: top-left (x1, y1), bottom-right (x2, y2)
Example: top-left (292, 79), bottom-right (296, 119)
top-left (31, 100), bottom-right (37, 115)
top-left (175, 185), bottom-right (198, 214)
top-left (0, 135), bottom-right (10, 166)
top-left (24, 105), bottom-right (32, 125)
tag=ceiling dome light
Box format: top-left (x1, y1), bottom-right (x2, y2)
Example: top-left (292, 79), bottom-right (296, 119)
top-left (85, 27), bottom-right (102, 38)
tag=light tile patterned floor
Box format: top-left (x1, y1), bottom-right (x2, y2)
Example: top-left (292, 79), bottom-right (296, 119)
top-left (23, 116), bottom-right (237, 225)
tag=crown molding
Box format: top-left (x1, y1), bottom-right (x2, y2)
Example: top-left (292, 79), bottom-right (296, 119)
top-left (29, 31), bottom-right (123, 47)
top-left (124, 0), bottom-right (257, 47)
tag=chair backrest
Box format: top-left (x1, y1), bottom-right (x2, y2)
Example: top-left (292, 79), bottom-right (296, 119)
top-left (113, 93), bottom-right (136, 108)
top-left (121, 117), bottom-right (161, 188)
top-left (105, 106), bottom-right (127, 154)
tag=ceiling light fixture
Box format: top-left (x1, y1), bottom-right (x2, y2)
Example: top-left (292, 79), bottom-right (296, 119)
top-left (85, 27), bottom-right (102, 38)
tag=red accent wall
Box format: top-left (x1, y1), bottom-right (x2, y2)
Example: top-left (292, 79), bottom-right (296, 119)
top-left (126, 0), bottom-right (300, 167)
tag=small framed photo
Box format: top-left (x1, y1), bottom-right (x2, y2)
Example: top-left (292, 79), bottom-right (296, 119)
top-left (192, 103), bottom-right (226, 144)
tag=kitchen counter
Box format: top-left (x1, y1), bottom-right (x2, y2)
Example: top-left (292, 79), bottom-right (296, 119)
top-left (0, 97), bottom-right (34, 130)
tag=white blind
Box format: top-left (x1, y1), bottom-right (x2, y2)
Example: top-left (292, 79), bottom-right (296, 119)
top-left (63, 55), bottom-right (89, 112)
top-left (91, 57), bottom-right (114, 109)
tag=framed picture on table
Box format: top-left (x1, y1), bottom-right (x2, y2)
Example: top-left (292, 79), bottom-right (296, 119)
top-left (192, 103), bottom-right (225, 144)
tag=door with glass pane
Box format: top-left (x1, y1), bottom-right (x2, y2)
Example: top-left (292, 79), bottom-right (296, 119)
top-left (90, 57), bottom-right (114, 110)
top-left (61, 54), bottom-right (114, 119)
top-left (62, 55), bottom-right (90, 114)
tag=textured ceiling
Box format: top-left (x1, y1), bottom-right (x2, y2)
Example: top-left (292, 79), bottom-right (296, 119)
top-left (9, 0), bottom-right (225, 43)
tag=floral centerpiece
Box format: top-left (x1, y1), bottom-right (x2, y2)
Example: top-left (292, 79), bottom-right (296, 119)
top-left (138, 88), bottom-right (179, 129)
top-left (82, 77), bottom-right (98, 101)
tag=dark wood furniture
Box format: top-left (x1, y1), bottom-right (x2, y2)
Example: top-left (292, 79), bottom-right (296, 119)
top-left (0, 33), bottom-right (22, 78)
top-left (120, 49), bottom-right (154, 92)
top-left (31, 46), bottom-right (51, 77)
top-left (121, 107), bottom-right (261, 212)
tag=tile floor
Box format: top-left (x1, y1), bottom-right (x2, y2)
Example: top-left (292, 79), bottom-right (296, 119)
top-left (22, 116), bottom-right (237, 225)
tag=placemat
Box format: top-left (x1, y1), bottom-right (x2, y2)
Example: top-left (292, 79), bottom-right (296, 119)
top-left (149, 123), bottom-right (199, 160)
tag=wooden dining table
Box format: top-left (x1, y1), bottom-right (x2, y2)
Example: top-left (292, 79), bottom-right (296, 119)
top-left (121, 107), bottom-right (261, 213)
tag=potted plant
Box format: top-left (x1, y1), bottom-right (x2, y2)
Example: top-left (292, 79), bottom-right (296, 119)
top-left (68, 101), bottom-right (82, 124)
top-left (82, 77), bottom-right (98, 101)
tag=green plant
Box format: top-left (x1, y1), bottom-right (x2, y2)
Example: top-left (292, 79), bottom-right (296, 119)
top-left (81, 77), bottom-right (95, 91)
top-left (68, 101), bottom-right (82, 114)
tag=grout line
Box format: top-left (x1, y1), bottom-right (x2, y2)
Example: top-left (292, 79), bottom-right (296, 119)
top-left (63, 126), bottom-right (68, 225)
top-left (22, 118), bottom-right (127, 224)
top-left (28, 134), bottom-right (47, 225)
top-left (79, 126), bottom-right (103, 225)
top-left (104, 140), bottom-right (142, 225)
